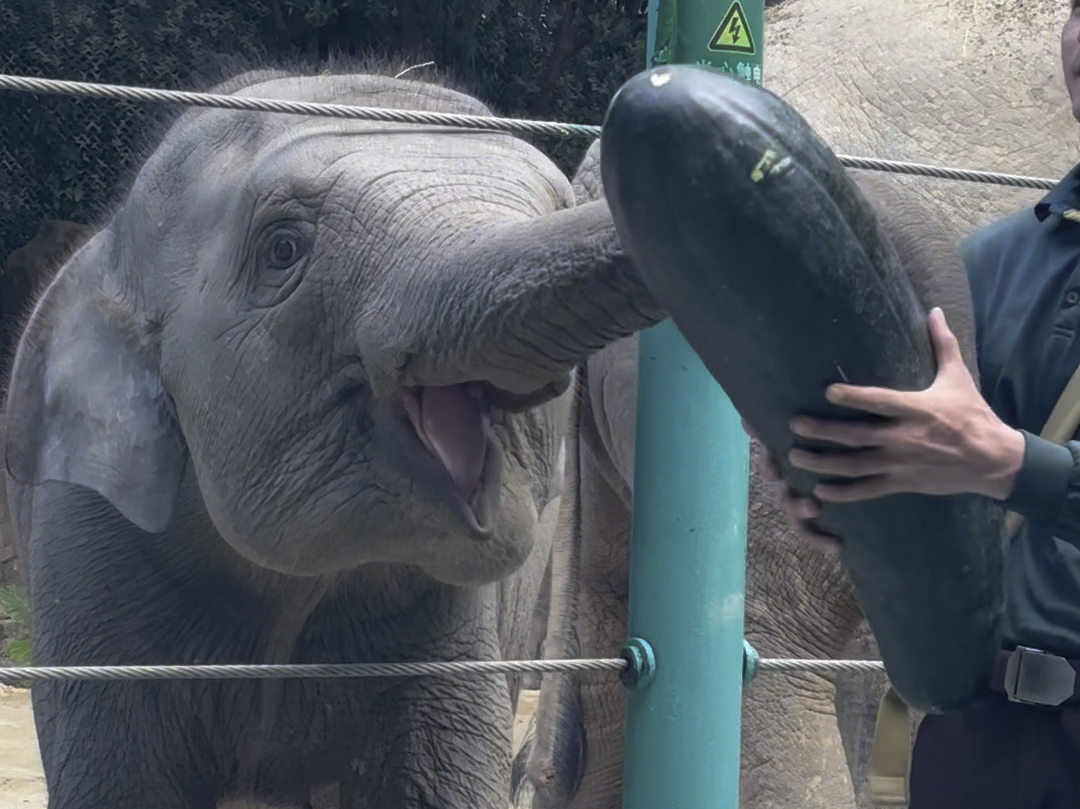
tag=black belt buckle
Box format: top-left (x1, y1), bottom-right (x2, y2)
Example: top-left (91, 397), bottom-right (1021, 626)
top-left (1003, 646), bottom-right (1076, 706)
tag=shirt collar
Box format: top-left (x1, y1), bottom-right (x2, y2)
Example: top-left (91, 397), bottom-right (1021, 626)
top-left (1035, 162), bottom-right (1080, 222)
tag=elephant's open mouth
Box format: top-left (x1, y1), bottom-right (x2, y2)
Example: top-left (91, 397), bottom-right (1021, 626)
top-left (401, 383), bottom-right (495, 531)
top-left (400, 377), bottom-right (565, 532)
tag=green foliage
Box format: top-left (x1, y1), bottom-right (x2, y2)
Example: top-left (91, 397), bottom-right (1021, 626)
top-left (0, 583), bottom-right (32, 665)
top-left (1, 0), bottom-right (647, 263)
top-left (6, 637), bottom-right (31, 665)
top-left (0, 584), bottom-right (30, 629)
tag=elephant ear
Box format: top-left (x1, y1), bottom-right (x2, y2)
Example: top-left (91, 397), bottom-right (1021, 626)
top-left (571, 140), bottom-right (604, 204)
top-left (4, 229), bottom-right (188, 534)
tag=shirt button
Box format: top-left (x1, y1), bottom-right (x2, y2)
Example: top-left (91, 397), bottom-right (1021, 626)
top-left (1068, 290), bottom-right (1080, 306)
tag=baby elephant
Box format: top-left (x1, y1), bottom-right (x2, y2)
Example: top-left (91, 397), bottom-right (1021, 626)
top-left (4, 67), bottom-right (664, 808)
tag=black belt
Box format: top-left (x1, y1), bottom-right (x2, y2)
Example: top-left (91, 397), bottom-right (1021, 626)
top-left (989, 646), bottom-right (1080, 707)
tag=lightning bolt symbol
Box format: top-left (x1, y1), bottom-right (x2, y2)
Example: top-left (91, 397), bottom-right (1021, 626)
top-left (729, 18), bottom-right (742, 43)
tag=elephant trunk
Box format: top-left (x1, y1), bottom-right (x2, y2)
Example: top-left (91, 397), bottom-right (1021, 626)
top-left (397, 200), bottom-right (666, 402)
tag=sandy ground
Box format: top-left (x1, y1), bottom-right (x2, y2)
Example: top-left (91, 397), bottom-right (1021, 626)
top-left (0, 686), bottom-right (539, 809)
top-left (0, 686), bottom-right (45, 809)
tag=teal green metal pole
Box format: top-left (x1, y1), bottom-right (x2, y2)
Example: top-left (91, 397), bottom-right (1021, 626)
top-left (622, 1), bottom-right (762, 807)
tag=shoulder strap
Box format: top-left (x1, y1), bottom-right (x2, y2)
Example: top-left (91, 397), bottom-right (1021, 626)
top-left (866, 686), bottom-right (914, 807)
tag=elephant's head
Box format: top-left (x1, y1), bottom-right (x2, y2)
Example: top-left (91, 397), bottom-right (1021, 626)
top-left (4, 70), bottom-right (663, 585)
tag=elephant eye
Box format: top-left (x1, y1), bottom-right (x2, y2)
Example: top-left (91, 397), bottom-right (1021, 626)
top-left (264, 228), bottom-right (310, 270)
top-left (272, 237), bottom-right (298, 266)
top-left (251, 222), bottom-right (314, 307)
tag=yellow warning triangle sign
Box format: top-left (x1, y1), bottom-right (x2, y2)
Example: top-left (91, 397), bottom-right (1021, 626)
top-left (708, 1), bottom-right (755, 55)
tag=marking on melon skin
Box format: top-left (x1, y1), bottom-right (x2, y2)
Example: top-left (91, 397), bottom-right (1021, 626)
top-left (751, 148), bottom-right (794, 183)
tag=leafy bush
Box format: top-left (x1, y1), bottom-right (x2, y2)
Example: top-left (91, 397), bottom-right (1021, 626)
top-left (0, 583), bottom-right (32, 665)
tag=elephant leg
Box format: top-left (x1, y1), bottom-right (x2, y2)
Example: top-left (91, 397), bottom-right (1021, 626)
top-left (33, 681), bottom-right (216, 809)
top-left (526, 387), bottom-right (629, 809)
top-left (556, 626), bottom-right (626, 809)
top-left (500, 496), bottom-right (561, 711)
top-left (741, 441), bottom-right (867, 809)
top-left (340, 674), bottom-right (513, 809)
top-left (548, 508), bottom-right (628, 809)
top-left (520, 557), bottom-right (552, 692)
top-left (739, 670), bottom-right (855, 809)
top-left (527, 577), bottom-right (626, 809)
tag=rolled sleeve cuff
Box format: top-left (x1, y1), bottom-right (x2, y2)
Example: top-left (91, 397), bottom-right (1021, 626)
top-left (1002, 430), bottom-right (1075, 523)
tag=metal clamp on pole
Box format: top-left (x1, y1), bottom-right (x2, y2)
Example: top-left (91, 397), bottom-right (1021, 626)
top-left (743, 639), bottom-right (760, 686)
top-left (620, 638), bottom-right (658, 691)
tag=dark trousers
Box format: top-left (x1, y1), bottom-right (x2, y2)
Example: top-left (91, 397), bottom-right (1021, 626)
top-left (910, 693), bottom-right (1080, 809)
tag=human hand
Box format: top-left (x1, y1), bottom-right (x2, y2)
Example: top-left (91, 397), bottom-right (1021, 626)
top-left (741, 418), bottom-right (840, 554)
top-left (786, 307), bottom-right (1024, 503)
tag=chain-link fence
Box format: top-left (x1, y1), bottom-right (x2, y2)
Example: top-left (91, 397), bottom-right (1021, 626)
top-left (0, 1), bottom-right (282, 265)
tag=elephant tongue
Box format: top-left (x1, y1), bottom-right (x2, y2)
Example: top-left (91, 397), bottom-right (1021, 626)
top-left (408, 385), bottom-right (486, 504)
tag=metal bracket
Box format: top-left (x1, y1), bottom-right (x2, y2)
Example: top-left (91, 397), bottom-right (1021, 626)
top-left (620, 637), bottom-right (657, 691)
top-left (742, 639), bottom-right (759, 686)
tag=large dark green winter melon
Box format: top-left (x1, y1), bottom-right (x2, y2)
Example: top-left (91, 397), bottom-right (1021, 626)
top-left (600, 64), bottom-right (1003, 712)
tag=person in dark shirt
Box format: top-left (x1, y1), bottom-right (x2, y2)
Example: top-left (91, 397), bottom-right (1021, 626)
top-left (765, 3), bottom-right (1080, 806)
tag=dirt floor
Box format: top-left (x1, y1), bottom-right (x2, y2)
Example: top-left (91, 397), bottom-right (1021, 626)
top-left (0, 686), bottom-right (44, 809)
top-left (0, 687), bottom-right (539, 809)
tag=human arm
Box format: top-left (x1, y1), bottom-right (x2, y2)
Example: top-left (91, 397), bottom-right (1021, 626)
top-left (753, 307), bottom-right (1028, 552)
top-left (778, 306), bottom-right (1080, 550)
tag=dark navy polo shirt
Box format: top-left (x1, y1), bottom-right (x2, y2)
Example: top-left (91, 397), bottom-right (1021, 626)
top-left (964, 162), bottom-right (1080, 657)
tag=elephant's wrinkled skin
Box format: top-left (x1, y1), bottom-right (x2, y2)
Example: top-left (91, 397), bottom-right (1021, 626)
top-left (523, 2), bottom-right (1080, 807)
top-left (4, 69), bottom-right (664, 809)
